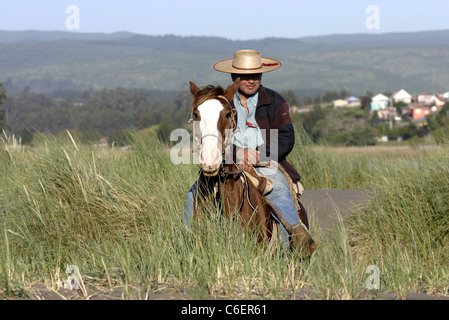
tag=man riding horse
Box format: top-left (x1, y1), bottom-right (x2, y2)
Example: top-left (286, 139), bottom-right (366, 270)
top-left (184, 50), bottom-right (314, 252)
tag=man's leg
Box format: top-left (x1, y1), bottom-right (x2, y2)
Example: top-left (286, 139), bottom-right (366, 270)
top-left (255, 163), bottom-right (315, 255)
top-left (183, 180), bottom-right (197, 228)
top-left (254, 165), bottom-right (302, 248)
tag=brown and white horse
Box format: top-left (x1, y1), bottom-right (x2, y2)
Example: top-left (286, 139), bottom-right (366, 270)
top-left (189, 80), bottom-right (315, 255)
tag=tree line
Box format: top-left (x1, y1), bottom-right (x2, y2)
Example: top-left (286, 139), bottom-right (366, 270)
top-left (0, 85), bottom-right (192, 145)
top-left (294, 100), bottom-right (449, 146)
top-left (2, 83), bottom-right (449, 147)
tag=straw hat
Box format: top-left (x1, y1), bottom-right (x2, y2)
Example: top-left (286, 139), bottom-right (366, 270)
top-left (213, 49), bottom-right (281, 74)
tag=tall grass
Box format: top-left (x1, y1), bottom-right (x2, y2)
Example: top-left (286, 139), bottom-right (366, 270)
top-left (347, 145), bottom-right (449, 297)
top-left (0, 127), bottom-right (448, 299)
top-left (288, 124), bottom-right (379, 190)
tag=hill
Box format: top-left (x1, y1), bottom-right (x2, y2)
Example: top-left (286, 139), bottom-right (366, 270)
top-left (0, 30), bottom-right (449, 96)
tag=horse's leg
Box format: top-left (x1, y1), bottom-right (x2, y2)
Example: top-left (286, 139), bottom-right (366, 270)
top-left (222, 173), bottom-right (270, 243)
top-left (222, 175), bottom-right (244, 221)
top-left (243, 175), bottom-right (277, 243)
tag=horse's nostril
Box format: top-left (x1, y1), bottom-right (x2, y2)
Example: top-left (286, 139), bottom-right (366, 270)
top-left (203, 163), bottom-right (218, 171)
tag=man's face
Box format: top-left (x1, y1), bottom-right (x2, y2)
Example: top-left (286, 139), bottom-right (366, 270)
top-left (232, 73), bottom-right (262, 97)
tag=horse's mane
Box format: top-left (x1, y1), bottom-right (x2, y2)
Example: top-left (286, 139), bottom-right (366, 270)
top-left (191, 85), bottom-right (227, 109)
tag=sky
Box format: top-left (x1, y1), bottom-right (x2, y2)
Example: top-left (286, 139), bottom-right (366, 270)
top-left (1, 0), bottom-right (448, 40)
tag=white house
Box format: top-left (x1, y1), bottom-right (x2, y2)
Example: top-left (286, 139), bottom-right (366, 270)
top-left (392, 89), bottom-right (412, 104)
top-left (332, 99), bottom-right (348, 108)
top-left (417, 93), bottom-right (441, 106)
top-left (370, 94), bottom-right (389, 111)
top-left (333, 97), bottom-right (361, 108)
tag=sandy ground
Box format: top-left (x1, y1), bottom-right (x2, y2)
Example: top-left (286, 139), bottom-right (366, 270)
top-left (301, 188), bottom-right (375, 232)
top-left (13, 189), bottom-right (449, 300)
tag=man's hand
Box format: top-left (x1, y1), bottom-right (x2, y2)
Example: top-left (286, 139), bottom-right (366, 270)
top-left (236, 148), bottom-right (259, 172)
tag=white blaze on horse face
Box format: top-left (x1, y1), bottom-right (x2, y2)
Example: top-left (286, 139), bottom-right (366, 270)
top-left (197, 100), bottom-right (223, 172)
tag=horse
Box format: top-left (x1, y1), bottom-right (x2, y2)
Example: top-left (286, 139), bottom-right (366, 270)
top-left (189, 79), bottom-right (315, 256)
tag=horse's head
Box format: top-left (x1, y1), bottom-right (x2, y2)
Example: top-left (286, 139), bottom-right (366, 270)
top-left (189, 79), bottom-right (239, 176)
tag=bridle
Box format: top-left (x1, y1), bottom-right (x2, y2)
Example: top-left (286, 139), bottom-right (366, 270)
top-left (201, 133), bottom-right (221, 143)
top-left (191, 95), bottom-right (241, 176)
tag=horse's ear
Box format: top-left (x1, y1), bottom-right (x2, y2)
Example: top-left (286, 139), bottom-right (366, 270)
top-left (223, 78), bottom-right (240, 101)
top-left (189, 81), bottom-right (200, 96)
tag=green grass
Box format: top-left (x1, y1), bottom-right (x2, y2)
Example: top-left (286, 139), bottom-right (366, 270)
top-left (347, 146), bottom-right (449, 297)
top-left (0, 128), bottom-right (448, 299)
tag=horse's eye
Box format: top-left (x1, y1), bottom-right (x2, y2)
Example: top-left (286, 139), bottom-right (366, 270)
top-left (225, 112), bottom-right (231, 119)
top-left (193, 112), bottom-right (199, 119)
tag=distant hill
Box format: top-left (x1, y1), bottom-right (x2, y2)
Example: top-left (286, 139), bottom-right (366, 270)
top-left (0, 30), bottom-right (136, 43)
top-left (1, 29), bottom-right (448, 96)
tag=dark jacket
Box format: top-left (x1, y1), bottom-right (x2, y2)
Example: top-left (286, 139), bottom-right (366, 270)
top-left (231, 86), bottom-right (302, 183)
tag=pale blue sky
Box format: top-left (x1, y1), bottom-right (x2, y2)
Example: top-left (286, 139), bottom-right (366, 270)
top-left (1, 0), bottom-right (448, 39)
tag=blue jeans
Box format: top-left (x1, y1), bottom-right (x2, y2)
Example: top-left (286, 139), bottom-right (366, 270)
top-left (183, 163), bottom-right (300, 247)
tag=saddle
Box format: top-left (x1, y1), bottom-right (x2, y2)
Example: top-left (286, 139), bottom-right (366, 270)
top-left (242, 166), bottom-right (273, 196)
top-left (243, 163), bottom-right (305, 199)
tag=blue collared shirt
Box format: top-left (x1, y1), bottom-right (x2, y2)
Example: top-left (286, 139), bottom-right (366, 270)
top-left (232, 91), bottom-right (265, 150)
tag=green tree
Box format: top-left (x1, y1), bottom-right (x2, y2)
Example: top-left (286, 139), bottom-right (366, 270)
top-left (283, 90), bottom-right (300, 107)
top-left (302, 105), bottom-right (326, 141)
top-left (0, 109), bottom-right (8, 133)
top-left (108, 129), bottom-right (135, 147)
top-left (322, 91), bottom-right (340, 103)
top-left (436, 102), bottom-right (449, 126)
top-left (393, 101), bottom-right (407, 112)
top-left (20, 127), bottom-right (34, 145)
top-left (369, 110), bottom-right (381, 128)
top-left (388, 123), bottom-right (419, 141)
top-left (0, 83), bottom-right (8, 133)
top-left (323, 125), bottom-right (378, 146)
top-left (156, 121), bottom-right (177, 144)
top-left (360, 96), bottom-right (372, 110)
top-left (339, 89), bottom-right (349, 99)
